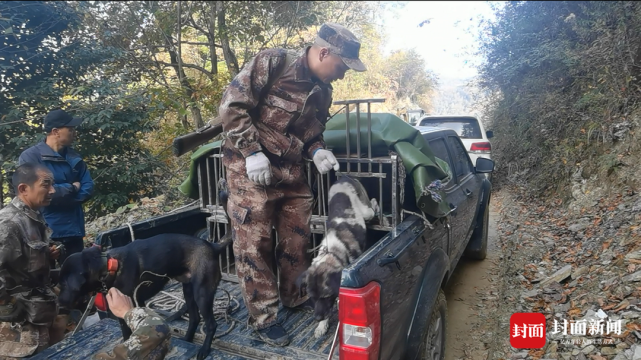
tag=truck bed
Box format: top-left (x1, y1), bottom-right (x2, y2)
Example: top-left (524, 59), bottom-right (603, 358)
top-left (32, 280), bottom-right (339, 360)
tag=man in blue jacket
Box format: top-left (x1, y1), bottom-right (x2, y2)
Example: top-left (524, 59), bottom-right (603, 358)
top-left (18, 109), bottom-right (95, 266)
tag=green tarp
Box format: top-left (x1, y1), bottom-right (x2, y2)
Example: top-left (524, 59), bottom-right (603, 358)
top-left (179, 112), bottom-right (452, 219)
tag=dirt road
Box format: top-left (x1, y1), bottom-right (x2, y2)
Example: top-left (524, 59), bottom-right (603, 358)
top-left (444, 201), bottom-right (504, 360)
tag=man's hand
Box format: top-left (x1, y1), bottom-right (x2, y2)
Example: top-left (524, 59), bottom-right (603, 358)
top-left (105, 288), bottom-right (134, 319)
top-left (49, 245), bottom-right (60, 260)
top-left (313, 149), bottom-right (340, 174)
top-left (245, 152), bottom-right (272, 186)
top-left (72, 182), bottom-right (81, 192)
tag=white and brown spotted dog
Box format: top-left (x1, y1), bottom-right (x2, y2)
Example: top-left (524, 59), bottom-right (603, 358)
top-left (297, 174), bottom-right (379, 338)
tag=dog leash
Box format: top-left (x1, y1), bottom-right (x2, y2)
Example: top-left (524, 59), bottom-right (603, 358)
top-left (72, 293), bottom-right (97, 336)
top-left (327, 299), bottom-right (340, 360)
top-left (327, 322), bottom-right (339, 360)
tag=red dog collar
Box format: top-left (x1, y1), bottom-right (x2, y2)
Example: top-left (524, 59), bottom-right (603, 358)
top-left (94, 292), bottom-right (108, 312)
top-left (107, 258), bottom-right (118, 276)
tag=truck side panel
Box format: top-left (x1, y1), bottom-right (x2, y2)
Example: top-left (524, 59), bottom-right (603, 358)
top-left (464, 178), bottom-right (492, 255)
top-left (404, 246), bottom-right (450, 360)
top-left (340, 216), bottom-right (449, 360)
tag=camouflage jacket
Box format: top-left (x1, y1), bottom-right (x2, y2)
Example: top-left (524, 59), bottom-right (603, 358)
top-left (0, 197), bottom-right (54, 304)
top-left (219, 46), bottom-right (333, 185)
top-left (94, 307), bottom-right (171, 360)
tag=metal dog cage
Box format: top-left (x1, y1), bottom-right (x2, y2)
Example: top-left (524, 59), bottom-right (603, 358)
top-left (195, 98), bottom-right (407, 282)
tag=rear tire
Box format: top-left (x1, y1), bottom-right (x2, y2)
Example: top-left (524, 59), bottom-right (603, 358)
top-left (419, 289), bottom-right (447, 360)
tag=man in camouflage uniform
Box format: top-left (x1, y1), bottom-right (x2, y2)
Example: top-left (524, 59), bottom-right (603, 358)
top-left (219, 23), bottom-right (367, 346)
top-left (95, 287), bottom-right (171, 360)
top-left (0, 163), bottom-right (66, 359)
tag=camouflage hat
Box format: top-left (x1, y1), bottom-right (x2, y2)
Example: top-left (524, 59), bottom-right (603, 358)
top-left (314, 23), bottom-right (367, 72)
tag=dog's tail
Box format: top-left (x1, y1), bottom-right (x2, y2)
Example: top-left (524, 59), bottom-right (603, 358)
top-left (211, 177), bottom-right (233, 255)
top-left (212, 232), bottom-right (233, 255)
top-left (218, 178), bottom-right (229, 214)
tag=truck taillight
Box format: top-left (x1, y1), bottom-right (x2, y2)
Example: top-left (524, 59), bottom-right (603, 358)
top-left (470, 142), bottom-right (491, 153)
top-left (339, 282), bottom-right (381, 360)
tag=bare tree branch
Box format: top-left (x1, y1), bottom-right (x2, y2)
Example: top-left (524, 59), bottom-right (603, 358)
top-left (181, 41), bottom-right (221, 47)
top-left (152, 61), bottom-right (214, 78)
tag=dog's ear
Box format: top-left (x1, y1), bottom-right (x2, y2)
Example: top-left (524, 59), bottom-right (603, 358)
top-left (81, 246), bottom-right (103, 274)
top-left (83, 245), bottom-right (102, 258)
top-left (295, 270), bottom-right (309, 298)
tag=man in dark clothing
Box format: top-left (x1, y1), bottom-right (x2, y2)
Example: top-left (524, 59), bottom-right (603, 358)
top-left (18, 109), bottom-right (94, 266)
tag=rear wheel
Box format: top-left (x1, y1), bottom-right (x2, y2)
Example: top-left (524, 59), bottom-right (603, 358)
top-left (420, 289), bottom-right (447, 360)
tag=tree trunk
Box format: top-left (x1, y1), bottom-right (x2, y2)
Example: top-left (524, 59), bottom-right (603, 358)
top-left (166, 47), bottom-right (205, 129)
top-left (208, 2), bottom-right (218, 75)
top-left (216, 1), bottom-right (239, 77)
top-left (0, 165), bottom-right (4, 210)
top-left (171, 2), bottom-right (205, 129)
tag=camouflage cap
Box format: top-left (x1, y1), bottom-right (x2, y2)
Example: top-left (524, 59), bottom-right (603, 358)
top-left (314, 23), bottom-right (367, 72)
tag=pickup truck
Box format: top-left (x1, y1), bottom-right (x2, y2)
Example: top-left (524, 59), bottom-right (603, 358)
top-left (33, 99), bottom-right (494, 360)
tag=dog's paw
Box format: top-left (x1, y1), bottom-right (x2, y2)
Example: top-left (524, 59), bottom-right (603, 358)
top-left (197, 347), bottom-right (210, 360)
top-left (314, 319), bottom-right (329, 339)
top-left (368, 198), bottom-right (380, 219)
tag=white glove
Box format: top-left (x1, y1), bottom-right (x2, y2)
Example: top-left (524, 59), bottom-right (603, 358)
top-left (313, 149), bottom-right (339, 174)
top-left (246, 152), bottom-right (272, 185)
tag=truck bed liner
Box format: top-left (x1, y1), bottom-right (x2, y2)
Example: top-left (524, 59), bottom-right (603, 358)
top-left (157, 280), bottom-right (339, 359)
top-left (32, 280), bottom-right (339, 360)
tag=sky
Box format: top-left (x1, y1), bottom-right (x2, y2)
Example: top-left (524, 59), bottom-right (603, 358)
top-left (380, 1), bottom-right (499, 81)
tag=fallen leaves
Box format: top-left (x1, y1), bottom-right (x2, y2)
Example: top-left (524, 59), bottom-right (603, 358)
top-left (528, 349), bottom-right (545, 359)
top-left (612, 299), bottom-right (629, 312)
top-left (568, 307), bottom-right (583, 316)
top-left (491, 187), bottom-right (641, 359)
top-left (628, 263), bottom-right (636, 273)
top-left (625, 322), bottom-right (641, 331)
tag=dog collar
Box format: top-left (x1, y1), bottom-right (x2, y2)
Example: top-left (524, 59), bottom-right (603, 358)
top-left (99, 253), bottom-right (119, 291)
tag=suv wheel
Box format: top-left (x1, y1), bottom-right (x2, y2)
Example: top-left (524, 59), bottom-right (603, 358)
top-left (420, 289), bottom-right (447, 360)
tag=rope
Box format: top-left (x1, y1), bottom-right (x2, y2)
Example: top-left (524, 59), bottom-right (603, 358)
top-left (117, 199), bottom-right (198, 244)
top-left (144, 283), bottom-right (241, 339)
top-left (401, 209), bottom-right (435, 230)
top-left (126, 222), bottom-right (135, 242)
top-left (166, 200), bottom-right (199, 214)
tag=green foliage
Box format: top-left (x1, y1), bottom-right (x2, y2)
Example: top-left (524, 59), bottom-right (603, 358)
top-left (2, 0), bottom-right (426, 220)
top-left (477, 1), bottom-right (641, 194)
top-left (330, 22), bottom-right (437, 114)
top-left (1, 1), bottom-right (166, 219)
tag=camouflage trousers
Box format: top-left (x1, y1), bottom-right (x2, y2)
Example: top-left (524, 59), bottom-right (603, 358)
top-left (226, 170), bottom-right (313, 330)
top-left (0, 315), bottom-right (67, 359)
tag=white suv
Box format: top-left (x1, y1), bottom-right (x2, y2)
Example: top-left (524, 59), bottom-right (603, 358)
top-left (417, 115), bottom-right (493, 166)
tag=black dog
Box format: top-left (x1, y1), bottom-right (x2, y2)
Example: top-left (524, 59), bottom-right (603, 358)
top-left (58, 180), bottom-right (232, 360)
top-left (58, 232), bottom-right (231, 359)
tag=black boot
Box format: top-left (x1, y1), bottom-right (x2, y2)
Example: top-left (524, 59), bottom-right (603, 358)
top-left (256, 323), bottom-right (290, 347)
